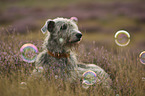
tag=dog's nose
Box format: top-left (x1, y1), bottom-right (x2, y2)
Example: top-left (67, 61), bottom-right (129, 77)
top-left (76, 33), bottom-right (82, 38)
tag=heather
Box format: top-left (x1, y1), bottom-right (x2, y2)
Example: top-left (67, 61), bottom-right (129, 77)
top-left (0, 0), bottom-right (145, 96)
top-left (0, 31), bottom-right (144, 96)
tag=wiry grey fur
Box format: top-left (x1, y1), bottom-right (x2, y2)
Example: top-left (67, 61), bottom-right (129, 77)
top-left (30, 17), bottom-right (112, 90)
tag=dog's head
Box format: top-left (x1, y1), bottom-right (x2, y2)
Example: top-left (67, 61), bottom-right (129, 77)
top-left (41, 17), bottom-right (82, 46)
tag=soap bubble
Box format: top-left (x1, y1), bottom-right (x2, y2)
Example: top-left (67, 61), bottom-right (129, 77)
top-left (115, 30), bottom-right (130, 46)
top-left (70, 17), bottom-right (78, 22)
top-left (20, 82), bottom-right (27, 89)
top-left (139, 51), bottom-right (145, 65)
top-left (20, 43), bottom-right (38, 63)
top-left (36, 66), bottom-right (44, 73)
top-left (82, 70), bottom-right (97, 85)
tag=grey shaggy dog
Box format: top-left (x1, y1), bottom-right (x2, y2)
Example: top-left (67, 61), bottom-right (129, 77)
top-left (29, 17), bottom-right (112, 90)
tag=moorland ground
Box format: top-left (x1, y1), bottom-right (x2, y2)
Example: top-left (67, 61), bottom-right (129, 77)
top-left (0, 0), bottom-right (145, 96)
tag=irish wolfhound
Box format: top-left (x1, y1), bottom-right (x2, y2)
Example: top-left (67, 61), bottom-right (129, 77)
top-left (29, 17), bottom-right (112, 90)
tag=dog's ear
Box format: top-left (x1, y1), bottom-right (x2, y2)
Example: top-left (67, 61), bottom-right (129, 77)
top-left (47, 20), bottom-right (55, 32)
top-left (70, 17), bottom-right (78, 23)
top-left (41, 19), bottom-right (55, 34)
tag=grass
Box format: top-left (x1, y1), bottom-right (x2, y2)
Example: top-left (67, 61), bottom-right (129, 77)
top-left (0, 31), bottom-right (144, 96)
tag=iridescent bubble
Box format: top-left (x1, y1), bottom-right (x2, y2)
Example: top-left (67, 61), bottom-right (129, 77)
top-left (20, 82), bottom-right (27, 89)
top-left (82, 70), bottom-right (97, 85)
top-left (36, 66), bottom-right (44, 73)
top-left (114, 30), bottom-right (130, 46)
top-left (139, 51), bottom-right (145, 65)
top-left (116, 94), bottom-right (119, 96)
top-left (70, 17), bottom-right (78, 22)
top-left (20, 43), bottom-right (38, 63)
top-left (142, 77), bottom-right (145, 81)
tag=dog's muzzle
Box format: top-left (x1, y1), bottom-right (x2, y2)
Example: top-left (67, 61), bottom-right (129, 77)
top-left (76, 33), bottom-right (82, 39)
top-left (73, 33), bottom-right (82, 43)
top-left (69, 32), bottom-right (82, 43)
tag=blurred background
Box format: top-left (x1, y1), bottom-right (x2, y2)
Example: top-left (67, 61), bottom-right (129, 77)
top-left (0, 0), bottom-right (145, 48)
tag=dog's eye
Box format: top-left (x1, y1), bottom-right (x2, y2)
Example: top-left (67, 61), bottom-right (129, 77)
top-left (60, 24), bottom-right (67, 30)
